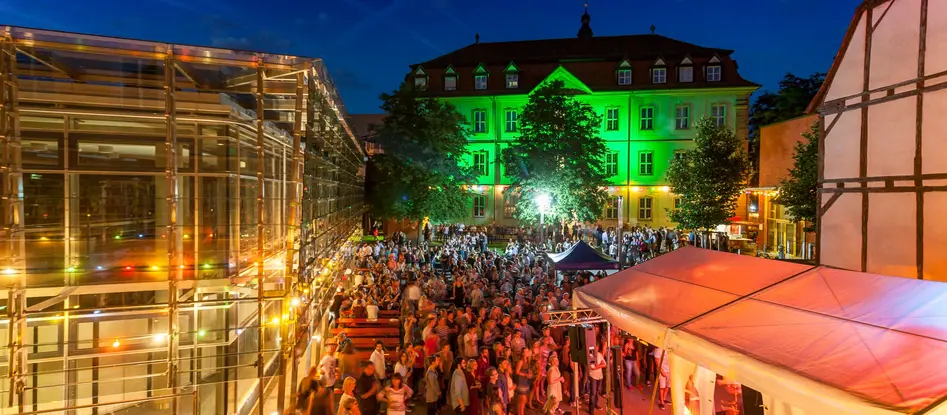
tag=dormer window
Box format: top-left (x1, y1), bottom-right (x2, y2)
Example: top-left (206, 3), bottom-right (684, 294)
top-left (415, 77), bottom-right (427, 89)
top-left (444, 66), bottom-right (457, 91)
top-left (678, 57), bottom-right (693, 83)
top-left (651, 58), bottom-right (667, 84)
top-left (504, 62), bottom-right (519, 88)
top-left (616, 59), bottom-right (632, 85)
top-left (706, 56), bottom-right (722, 82)
top-left (707, 65), bottom-right (722, 82)
top-left (506, 74), bottom-right (519, 88)
top-left (475, 75), bottom-right (488, 90)
top-left (413, 66), bottom-right (428, 90)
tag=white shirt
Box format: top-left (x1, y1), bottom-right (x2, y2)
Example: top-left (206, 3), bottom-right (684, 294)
top-left (354, 274), bottom-right (365, 286)
top-left (367, 304), bottom-right (379, 319)
top-left (371, 349), bottom-right (387, 380)
top-left (319, 354), bottom-right (338, 386)
top-left (589, 351), bottom-right (605, 380)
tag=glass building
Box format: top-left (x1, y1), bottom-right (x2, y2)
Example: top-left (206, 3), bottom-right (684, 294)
top-left (0, 26), bottom-right (365, 414)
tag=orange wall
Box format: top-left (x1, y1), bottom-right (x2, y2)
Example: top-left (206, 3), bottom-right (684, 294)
top-left (759, 114), bottom-right (818, 188)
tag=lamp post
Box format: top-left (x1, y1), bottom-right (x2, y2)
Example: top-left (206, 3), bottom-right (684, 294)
top-left (617, 196), bottom-right (624, 269)
top-left (536, 193), bottom-right (551, 247)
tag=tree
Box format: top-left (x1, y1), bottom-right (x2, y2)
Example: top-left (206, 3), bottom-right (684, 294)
top-left (501, 80), bottom-right (609, 224)
top-left (366, 83), bottom-right (474, 225)
top-left (666, 117), bottom-right (752, 230)
top-left (748, 73), bottom-right (824, 183)
top-left (774, 122), bottom-right (818, 232)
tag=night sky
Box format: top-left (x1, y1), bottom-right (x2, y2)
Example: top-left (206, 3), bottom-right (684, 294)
top-left (2, 0), bottom-right (860, 114)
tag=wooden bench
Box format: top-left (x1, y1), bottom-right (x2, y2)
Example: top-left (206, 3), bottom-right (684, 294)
top-left (337, 318), bottom-right (400, 327)
top-left (330, 327), bottom-right (400, 337)
top-left (326, 337), bottom-right (400, 349)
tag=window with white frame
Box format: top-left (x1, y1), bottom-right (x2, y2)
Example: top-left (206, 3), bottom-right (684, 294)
top-left (444, 75), bottom-right (457, 91)
top-left (475, 75), bottom-right (488, 90)
top-left (640, 106), bottom-right (654, 130)
top-left (605, 108), bottom-right (619, 131)
top-left (506, 73), bottom-right (518, 88)
top-left (473, 194), bottom-right (486, 218)
top-left (617, 69), bottom-right (632, 85)
top-left (605, 196), bottom-right (620, 219)
top-left (711, 104), bottom-right (726, 127)
top-left (638, 197), bottom-right (653, 220)
top-left (504, 192), bottom-right (517, 218)
top-left (652, 67), bottom-right (666, 84)
top-left (414, 76), bottom-right (427, 89)
top-left (673, 150), bottom-right (686, 161)
top-left (473, 150), bottom-right (489, 176)
top-left (707, 65), bottom-right (722, 82)
top-left (473, 110), bottom-right (487, 133)
top-left (679, 66), bottom-right (693, 83)
top-left (505, 110), bottom-right (518, 132)
top-left (675, 105), bottom-right (690, 130)
top-left (605, 151), bottom-right (619, 177)
top-left (638, 151), bottom-right (653, 176)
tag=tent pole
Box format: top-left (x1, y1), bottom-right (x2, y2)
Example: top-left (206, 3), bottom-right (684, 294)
top-left (605, 321), bottom-right (612, 414)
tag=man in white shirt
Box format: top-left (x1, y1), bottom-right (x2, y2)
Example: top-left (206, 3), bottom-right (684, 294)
top-left (588, 345), bottom-right (606, 411)
top-left (366, 300), bottom-right (379, 320)
top-left (318, 344), bottom-right (338, 391)
top-left (353, 273), bottom-right (365, 288)
top-left (654, 347), bottom-right (671, 410)
top-left (370, 341), bottom-right (387, 382)
top-left (463, 326), bottom-right (479, 358)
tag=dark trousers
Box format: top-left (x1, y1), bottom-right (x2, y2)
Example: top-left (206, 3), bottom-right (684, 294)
top-left (427, 401), bottom-right (438, 415)
top-left (588, 378), bottom-right (602, 409)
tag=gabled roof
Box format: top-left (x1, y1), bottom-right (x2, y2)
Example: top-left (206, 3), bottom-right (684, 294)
top-left (532, 66), bottom-right (593, 95)
top-left (805, 1), bottom-right (876, 114)
top-left (548, 240), bottom-right (618, 270)
top-left (418, 34), bottom-right (734, 68)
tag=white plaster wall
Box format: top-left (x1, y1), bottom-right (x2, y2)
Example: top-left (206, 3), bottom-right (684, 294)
top-left (823, 110), bottom-right (861, 180)
top-left (921, 89), bottom-right (947, 175)
top-left (825, 14), bottom-right (866, 102)
top-left (924, 192), bottom-right (947, 282)
top-left (867, 97), bottom-right (916, 177)
top-left (820, 193), bottom-right (862, 272)
top-left (925, 0), bottom-right (947, 76)
top-left (867, 193), bottom-right (917, 278)
top-left (869, 0), bottom-right (920, 91)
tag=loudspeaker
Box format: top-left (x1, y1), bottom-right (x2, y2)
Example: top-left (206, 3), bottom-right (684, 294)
top-left (568, 325), bottom-right (597, 366)
top-left (741, 384), bottom-right (764, 415)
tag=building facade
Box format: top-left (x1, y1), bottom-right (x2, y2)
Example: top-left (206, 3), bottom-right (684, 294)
top-left (407, 10), bottom-right (757, 228)
top-left (812, 0), bottom-right (947, 280)
top-left (748, 114), bottom-right (819, 259)
top-left (0, 27), bottom-right (364, 414)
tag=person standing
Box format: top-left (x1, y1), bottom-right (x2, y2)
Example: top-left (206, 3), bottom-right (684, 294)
top-left (355, 362), bottom-right (380, 415)
top-left (587, 345), bottom-right (606, 411)
top-left (306, 379), bottom-right (334, 415)
top-left (623, 338), bottom-right (641, 390)
top-left (544, 353), bottom-right (564, 414)
top-left (450, 358), bottom-right (470, 413)
top-left (424, 355), bottom-right (442, 415)
top-left (377, 373), bottom-right (414, 415)
top-left (655, 347), bottom-right (670, 411)
top-left (370, 341), bottom-right (387, 383)
top-left (318, 345), bottom-right (338, 393)
top-left (337, 378), bottom-right (357, 415)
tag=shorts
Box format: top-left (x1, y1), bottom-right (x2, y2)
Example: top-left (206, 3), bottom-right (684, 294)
top-left (659, 373), bottom-right (668, 389)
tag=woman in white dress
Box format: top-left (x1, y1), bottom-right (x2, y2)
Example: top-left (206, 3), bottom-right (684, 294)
top-left (543, 353), bottom-right (564, 414)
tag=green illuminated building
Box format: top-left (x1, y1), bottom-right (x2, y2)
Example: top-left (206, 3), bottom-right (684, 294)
top-left (407, 9), bottom-right (758, 228)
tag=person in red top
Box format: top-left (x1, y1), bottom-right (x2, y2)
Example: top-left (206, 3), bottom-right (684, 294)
top-left (411, 342), bottom-right (425, 395)
top-left (424, 331), bottom-right (439, 358)
top-left (475, 347), bottom-right (491, 385)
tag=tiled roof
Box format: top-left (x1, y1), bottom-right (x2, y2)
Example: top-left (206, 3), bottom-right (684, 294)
top-left (417, 34), bottom-right (732, 68)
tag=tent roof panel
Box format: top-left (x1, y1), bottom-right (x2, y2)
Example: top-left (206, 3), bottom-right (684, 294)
top-left (574, 248), bottom-right (947, 413)
top-left (632, 246), bottom-right (812, 296)
top-left (547, 240), bottom-right (618, 270)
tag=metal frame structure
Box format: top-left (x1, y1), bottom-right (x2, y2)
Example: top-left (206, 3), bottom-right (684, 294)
top-left (812, 0), bottom-right (944, 279)
top-left (0, 26), bottom-right (365, 415)
top-left (542, 308), bottom-right (612, 415)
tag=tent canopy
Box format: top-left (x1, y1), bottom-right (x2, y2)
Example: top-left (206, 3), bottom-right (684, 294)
top-left (573, 247), bottom-right (947, 415)
top-left (547, 240), bottom-right (618, 270)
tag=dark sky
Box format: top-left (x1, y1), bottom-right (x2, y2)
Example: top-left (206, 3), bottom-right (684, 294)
top-left (2, 0), bottom-right (860, 114)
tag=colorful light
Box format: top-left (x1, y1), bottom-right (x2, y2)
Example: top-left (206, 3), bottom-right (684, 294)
top-left (151, 265), bottom-right (160, 271)
top-left (125, 266), bottom-right (133, 271)
top-left (114, 235), bottom-right (121, 240)
top-left (112, 339), bottom-right (120, 348)
top-left (40, 236), bottom-right (48, 241)
top-left (96, 266), bottom-right (104, 270)
top-left (138, 234), bottom-right (144, 238)
top-left (198, 330), bottom-right (206, 337)
top-left (66, 267), bottom-right (76, 273)
top-left (270, 317), bottom-right (280, 325)
top-left (3, 268), bottom-right (14, 275)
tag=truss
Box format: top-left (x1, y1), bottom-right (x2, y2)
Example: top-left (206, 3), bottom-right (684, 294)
top-left (542, 308), bottom-right (606, 327)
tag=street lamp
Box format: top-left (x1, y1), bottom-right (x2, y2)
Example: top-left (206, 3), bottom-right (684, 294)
top-left (536, 193), bottom-right (551, 246)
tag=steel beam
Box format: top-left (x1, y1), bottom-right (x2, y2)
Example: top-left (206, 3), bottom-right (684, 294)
top-left (255, 63), bottom-right (267, 415)
top-left (164, 50), bottom-right (182, 415)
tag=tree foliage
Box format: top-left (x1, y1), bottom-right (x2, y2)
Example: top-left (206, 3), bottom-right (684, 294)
top-left (501, 80), bottom-right (609, 224)
top-left (666, 117), bottom-right (752, 230)
top-left (366, 83), bottom-right (474, 223)
top-left (775, 122), bottom-right (819, 232)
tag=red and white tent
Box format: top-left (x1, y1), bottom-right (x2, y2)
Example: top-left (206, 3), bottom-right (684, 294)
top-left (574, 247), bottom-right (947, 415)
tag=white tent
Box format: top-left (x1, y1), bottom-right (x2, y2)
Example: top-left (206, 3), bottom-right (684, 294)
top-left (573, 247), bottom-right (947, 415)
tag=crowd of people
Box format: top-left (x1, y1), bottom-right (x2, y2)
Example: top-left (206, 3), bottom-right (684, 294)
top-left (294, 225), bottom-right (681, 415)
